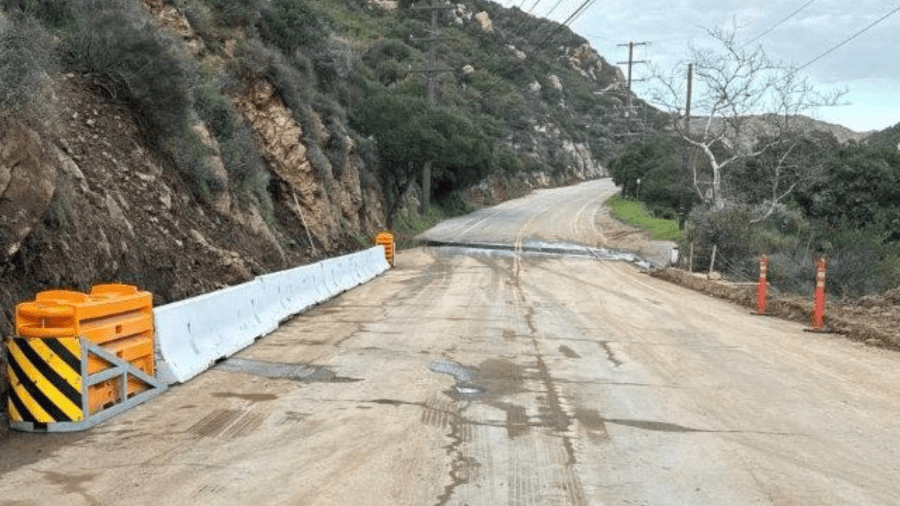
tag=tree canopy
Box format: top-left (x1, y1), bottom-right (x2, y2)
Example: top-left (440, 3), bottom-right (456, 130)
top-left (352, 91), bottom-right (492, 225)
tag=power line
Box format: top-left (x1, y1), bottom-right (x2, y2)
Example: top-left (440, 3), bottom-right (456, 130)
top-left (798, 5), bottom-right (900, 70)
top-left (527, 0), bottom-right (544, 14)
top-left (745, 0), bottom-right (818, 45)
top-left (481, 0), bottom-right (602, 94)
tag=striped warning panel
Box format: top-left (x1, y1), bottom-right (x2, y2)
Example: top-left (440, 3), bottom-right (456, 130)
top-left (6, 337), bottom-right (84, 424)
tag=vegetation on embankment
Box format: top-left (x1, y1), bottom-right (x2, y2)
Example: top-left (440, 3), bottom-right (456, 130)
top-left (610, 130), bottom-right (900, 298)
top-left (606, 194), bottom-right (682, 242)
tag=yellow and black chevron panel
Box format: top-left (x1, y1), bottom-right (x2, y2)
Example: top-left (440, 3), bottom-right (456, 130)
top-left (6, 337), bottom-right (84, 424)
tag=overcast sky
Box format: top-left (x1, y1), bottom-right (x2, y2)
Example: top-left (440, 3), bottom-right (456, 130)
top-left (493, 0), bottom-right (899, 132)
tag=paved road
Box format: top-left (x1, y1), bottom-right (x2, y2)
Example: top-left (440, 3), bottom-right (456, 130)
top-left (2, 179), bottom-right (900, 505)
top-left (420, 179), bottom-right (676, 266)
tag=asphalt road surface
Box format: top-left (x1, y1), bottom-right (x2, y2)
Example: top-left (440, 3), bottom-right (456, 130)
top-left (2, 179), bottom-right (900, 506)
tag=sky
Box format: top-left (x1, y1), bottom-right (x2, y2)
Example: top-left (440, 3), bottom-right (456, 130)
top-left (493, 0), bottom-right (900, 132)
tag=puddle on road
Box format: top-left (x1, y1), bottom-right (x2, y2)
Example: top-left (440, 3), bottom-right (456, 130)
top-left (558, 345), bottom-right (581, 359)
top-left (429, 360), bottom-right (484, 398)
top-left (216, 357), bottom-right (361, 383)
top-left (211, 392), bottom-right (278, 403)
top-left (429, 359), bottom-right (530, 402)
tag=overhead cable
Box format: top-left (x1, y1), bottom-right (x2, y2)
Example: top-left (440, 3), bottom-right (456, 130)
top-left (745, 0), bottom-right (818, 45)
top-left (482, 0), bottom-right (601, 94)
top-left (798, 5), bottom-right (900, 70)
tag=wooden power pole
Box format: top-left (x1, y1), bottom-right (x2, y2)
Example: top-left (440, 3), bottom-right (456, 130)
top-left (616, 41), bottom-right (649, 92)
top-left (410, 0), bottom-right (454, 213)
top-left (615, 41), bottom-right (650, 138)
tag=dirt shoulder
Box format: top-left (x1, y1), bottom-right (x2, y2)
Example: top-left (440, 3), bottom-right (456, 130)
top-left (594, 198), bottom-right (900, 353)
top-left (651, 268), bottom-right (900, 351)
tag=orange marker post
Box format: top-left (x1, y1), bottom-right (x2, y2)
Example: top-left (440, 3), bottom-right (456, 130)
top-left (756, 255), bottom-right (769, 315)
top-left (811, 257), bottom-right (827, 330)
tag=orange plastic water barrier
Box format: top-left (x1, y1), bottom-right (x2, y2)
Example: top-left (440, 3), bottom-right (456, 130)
top-left (15, 284), bottom-right (155, 414)
top-left (756, 255), bottom-right (769, 315)
top-left (375, 232), bottom-right (395, 267)
top-left (811, 258), bottom-right (827, 330)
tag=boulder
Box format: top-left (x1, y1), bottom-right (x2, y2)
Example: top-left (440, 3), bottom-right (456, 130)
top-left (475, 11), bottom-right (493, 32)
top-left (0, 121), bottom-right (56, 261)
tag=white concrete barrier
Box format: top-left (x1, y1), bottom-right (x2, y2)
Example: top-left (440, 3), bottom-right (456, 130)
top-left (154, 246), bottom-right (389, 384)
top-left (154, 280), bottom-right (268, 385)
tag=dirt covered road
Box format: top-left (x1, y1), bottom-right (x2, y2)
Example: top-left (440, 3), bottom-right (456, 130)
top-left (2, 179), bottom-right (900, 505)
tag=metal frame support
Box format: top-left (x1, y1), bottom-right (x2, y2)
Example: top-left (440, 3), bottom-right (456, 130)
top-left (10, 337), bottom-right (167, 432)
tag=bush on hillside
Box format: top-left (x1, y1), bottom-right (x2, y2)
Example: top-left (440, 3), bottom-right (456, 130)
top-left (257, 0), bottom-right (327, 56)
top-left (64, 0), bottom-right (194, 142)
top-left (1, 0), bottom-right (72, 28)
top-left (162, 125), bottom-right (224, 202)
top-left (683, 205), bottom-right (900, 296)
top-left (222, 123), bottom-right (273, 217)
top-left (194, 66), bottom-right (273, 215)
top-left (205, 0), bottom-right (264, 27)
top-left (0, 12), bottom-right (55, 120)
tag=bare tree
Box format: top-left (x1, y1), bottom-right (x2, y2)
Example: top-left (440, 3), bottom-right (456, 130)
top-left (649, 25), bottom-right (845, 212)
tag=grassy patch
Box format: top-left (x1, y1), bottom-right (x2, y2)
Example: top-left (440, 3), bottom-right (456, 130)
top-left (607, 194), bottom-right (682, 242)
top-left (392, 205), bottom-right (447, 249)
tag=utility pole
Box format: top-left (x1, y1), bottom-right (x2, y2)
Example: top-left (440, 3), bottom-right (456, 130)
top-left (410, 0), bottom-right (454, 213)
top-left (678, 62), bottom-right (694, 230)
top-left (685, 62), bottom-right (693, 132)
top-left (615, 41), bottom-right (650, 138)
top-left (616, 41), bottom-right (649, 92)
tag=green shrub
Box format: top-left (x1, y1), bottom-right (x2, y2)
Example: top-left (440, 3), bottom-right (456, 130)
top-left (226, 40), bottom-right (316, 113)
top-left (162, 125), bottom-right (224, 203)
top-left (222, 124), bottom-right (273, 218)
top-left (205, 0), bottom-right (264, 27)
top-left (258, 0), bottom-right (327, 55)
top-left (194, 69), bottom-right (235, 140)
top-left (1, 0), bottom-right (73, 28)
top-left (0, 12), bottom-right (55, 119)
top-left (682, 205), bottom-right (900, 296)
top-left (64, 0), bottom-right (194, 142)
top-left (353, 133), bottom-right (380, 190)
top-left (181, 3), bottom-right (223, 54)
top-left (193, 64), bottom-right (273, 216)
top-left (314, 35), bottom-right (354, 91)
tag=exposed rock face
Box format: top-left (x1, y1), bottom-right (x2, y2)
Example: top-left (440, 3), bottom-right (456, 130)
top-left (366, 0), bottom-right (398, 11)
top-left (549, 75), bottom-right (563, 91)
top-left (562, 140), bottom-right (604, 179)
top-left (235, 78), bottom-right (384, 252)
top-left (139, 0), bottom-right (205, 55)
top-left (475, 11), bottom-right (493, 32)
top-left (0, 120), bottom-right (56, 261)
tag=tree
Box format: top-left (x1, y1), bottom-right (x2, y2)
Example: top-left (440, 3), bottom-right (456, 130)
top-left (609, 135), bottom-right (699, 218)
top-left (649, 25), bottom-right (845, 212)
top-left (352, 92), bottom-right (493, 227)
top-left (795, 142), bottom-right (900, 239)
top-left (728, 130), bottom-right (839, 222)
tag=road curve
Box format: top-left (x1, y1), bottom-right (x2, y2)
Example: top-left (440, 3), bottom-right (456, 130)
top-left (419, 178), bottom-right (676, 266)
top-left (1, 181), bottom-right (899, 505)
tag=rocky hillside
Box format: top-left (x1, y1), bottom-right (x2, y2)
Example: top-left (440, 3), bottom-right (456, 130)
top-left (687, 114), bottom-right (871, 151)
